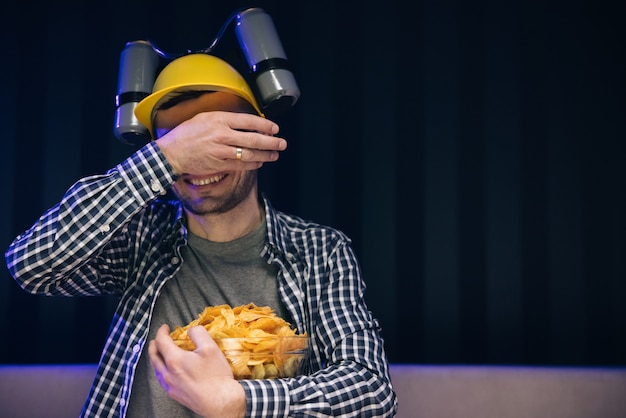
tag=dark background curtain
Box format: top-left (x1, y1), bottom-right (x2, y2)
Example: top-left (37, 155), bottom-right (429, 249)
top-left (1, 0), bottom-right (624, 366)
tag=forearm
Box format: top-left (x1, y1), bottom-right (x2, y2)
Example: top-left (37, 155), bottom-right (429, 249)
top-left (240, 360), bottom-right (396, 417)
top-left (5, 142), bottom-right (176, 294)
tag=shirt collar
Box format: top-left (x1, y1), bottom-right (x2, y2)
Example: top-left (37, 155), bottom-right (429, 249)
top-left (261, 193), bottom-right (290, 259)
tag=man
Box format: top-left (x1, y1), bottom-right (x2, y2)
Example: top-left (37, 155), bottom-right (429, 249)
top-left (5, 53), bottom-right (398, 417)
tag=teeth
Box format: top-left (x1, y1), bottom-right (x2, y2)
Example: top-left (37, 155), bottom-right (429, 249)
top-left (189, 174), bottom-right (225, 186)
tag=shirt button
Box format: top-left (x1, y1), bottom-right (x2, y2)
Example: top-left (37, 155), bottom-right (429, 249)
top-left (132, 344), bottom-right (141, 354)
top-left (171, 256), bottom-right (180, 265)
top-left (100, 224), bottom-right (111, 233)
top-left (120, 398), bottom-right (126, 407)
top-left (150, 178), bottom-right (161, 192)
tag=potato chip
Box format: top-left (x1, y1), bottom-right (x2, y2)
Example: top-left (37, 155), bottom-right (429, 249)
top-left (171, 303), bottom-right (308, 379)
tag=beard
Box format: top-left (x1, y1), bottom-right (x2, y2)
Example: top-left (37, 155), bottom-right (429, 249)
top-left (173, 170), bottom-right (258, 216)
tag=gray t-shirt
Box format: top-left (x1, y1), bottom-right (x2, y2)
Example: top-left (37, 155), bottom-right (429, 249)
top-left (126, 221), bottom-right (281, 417)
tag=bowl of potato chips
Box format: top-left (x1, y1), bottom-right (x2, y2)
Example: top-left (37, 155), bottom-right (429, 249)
top-left (171, 303), bottom-right (309, 380)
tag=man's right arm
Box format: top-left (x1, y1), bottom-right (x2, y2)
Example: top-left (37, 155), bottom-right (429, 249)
top-left (5, 142), bottom-right (176, 296)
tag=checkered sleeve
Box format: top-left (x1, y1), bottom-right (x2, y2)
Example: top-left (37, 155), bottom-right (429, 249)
top-left (240, 364), bottom-right (397, 417)
top-left (5, 142), bottom-right (176, 296)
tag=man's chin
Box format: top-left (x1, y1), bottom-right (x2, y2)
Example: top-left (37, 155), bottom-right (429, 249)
top-left (182, 197), bottom-right (241, 216)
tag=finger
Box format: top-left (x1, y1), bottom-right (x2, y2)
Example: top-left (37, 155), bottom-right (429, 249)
top-left (187, 325), bottom-right (217, 352)
top-left (148, 339), bottom-right (169, 391)
top-left (155, 323), bottom-right (172, 341)
top-left (231, 146), bottom-right (280, 164)
top-left (235, 131), bottom-right (287, 152)
top-left (148, 325), bottom-right (169, 370)
top-left (148, 340), bottom-right (160, 369)
top-left (151, 324), bottom-right (180, 362)
top-left (148, 348), bottom-right (170, 393)
top-left (223, 112), bottom-right (280, 136)
top-left (187, 326), bottom-right (233, 377)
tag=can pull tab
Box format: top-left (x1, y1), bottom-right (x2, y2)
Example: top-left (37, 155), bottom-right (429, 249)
top-left (235, 8), bottom-right (300, 117)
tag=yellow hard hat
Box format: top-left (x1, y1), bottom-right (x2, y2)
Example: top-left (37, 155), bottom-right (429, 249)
top-left (134, 53), bottom-right (263, 138)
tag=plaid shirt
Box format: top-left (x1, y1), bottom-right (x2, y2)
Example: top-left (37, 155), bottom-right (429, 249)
top-left (6, 142), bottom-right (398, 417)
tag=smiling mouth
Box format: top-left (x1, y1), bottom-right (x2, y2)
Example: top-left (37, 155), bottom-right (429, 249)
top-left (187, 174), bottom-right (227, 186)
